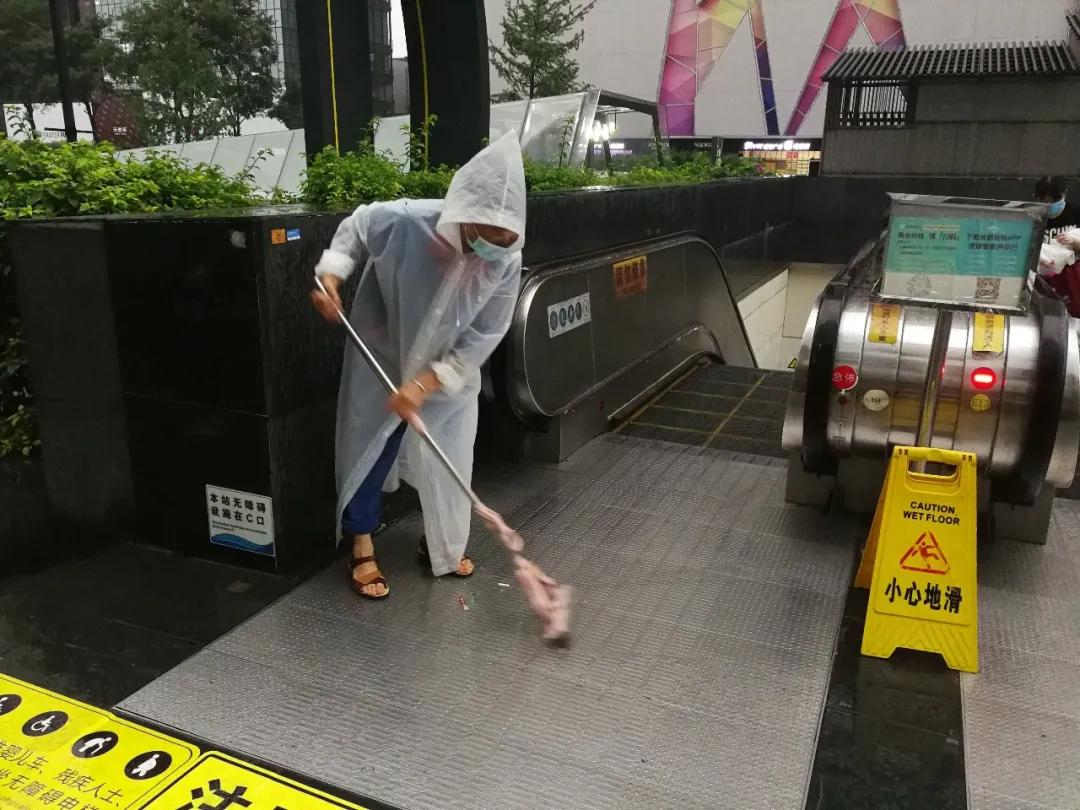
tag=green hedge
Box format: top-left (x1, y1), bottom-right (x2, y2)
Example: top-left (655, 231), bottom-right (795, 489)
top-left (301, 146), bottom-right (767, 202)
top-left (1, 136), bottom-right (769, 458)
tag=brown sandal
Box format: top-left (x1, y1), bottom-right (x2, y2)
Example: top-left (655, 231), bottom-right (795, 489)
top-left (417, 537), bottom-right (474, 578)
top-left (349, 555), bottom-right (389, 599)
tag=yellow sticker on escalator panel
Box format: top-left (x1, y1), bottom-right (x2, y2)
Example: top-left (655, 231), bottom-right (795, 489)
top-left (868, 303), bottom-right (901, 344)
top-left (136, 752), bottom-right (369, 809)
top-left (0, 673), bottom-right (197, 809)
top-left (612, 255), bottom-right (648, 300)
top-left (972, 312), bottom-right (1005, 354)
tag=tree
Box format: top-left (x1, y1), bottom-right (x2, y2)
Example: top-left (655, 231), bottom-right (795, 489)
top-left (490, 0), bottom-right (597, 101)
top-left (191, 0), bottom-right (280, 136)
top-left (111, 0), bottom-right (279, 144)
top-left (63, 15), bottom-right (113, 139)
top-left (0, 0), bottom-right (110, 137)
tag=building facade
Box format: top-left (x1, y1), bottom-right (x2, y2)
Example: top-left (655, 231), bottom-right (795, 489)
top-left (484, 0), bottom-right (1076, 140)
top-left (820, 37), bottom-right (1080, 176)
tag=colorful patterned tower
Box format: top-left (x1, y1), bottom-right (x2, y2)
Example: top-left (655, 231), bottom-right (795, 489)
top-left (658, 0), bottom-right (906, 137)
top-left (785, 0), bottom-right (905, 135)
top-left (659, 0), bottom-right (778, 136)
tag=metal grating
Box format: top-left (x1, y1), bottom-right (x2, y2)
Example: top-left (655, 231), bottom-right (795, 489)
top-left (825, 41), bottom-right (1080, 81)
top-left (618, 364), bottom-right (792, 459)
top-left (119, 434), bottom-right (856, 810)
top-left (1055, 454), bottom-right (1080, 500)
top-left (963, 497), bottom-right (1080, 809)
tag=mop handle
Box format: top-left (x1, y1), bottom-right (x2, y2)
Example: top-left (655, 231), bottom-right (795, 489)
top-left (314, 275), bottom-right (484, 510)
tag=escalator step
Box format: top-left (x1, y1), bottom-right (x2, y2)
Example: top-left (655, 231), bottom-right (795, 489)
top-left (621, 365), bottom-right (791, 459)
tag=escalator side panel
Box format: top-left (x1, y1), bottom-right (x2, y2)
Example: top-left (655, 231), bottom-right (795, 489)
top-left (510, 234), bottom-right (756, 423)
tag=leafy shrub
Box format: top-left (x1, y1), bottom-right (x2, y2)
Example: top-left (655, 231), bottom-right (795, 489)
top-left (522, 160), bottom-right (601, 192)
top-left (0, 137), bottom-right (261, 458)
top-left (301, 145), bottom-right (404, 209)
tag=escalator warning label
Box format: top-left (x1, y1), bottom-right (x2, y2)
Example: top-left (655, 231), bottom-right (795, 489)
top-left (613, 256), bottom-right (648, 300)
top-left (869, 303), bottom-right (902, 345)
top-left (547, 293), bottom-right (592, 338)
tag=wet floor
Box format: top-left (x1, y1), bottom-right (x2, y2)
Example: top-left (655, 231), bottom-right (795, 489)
top-left (0, 542), bottom-right (295, 706)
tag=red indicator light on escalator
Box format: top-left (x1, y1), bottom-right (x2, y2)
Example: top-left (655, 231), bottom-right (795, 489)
top-left (971, 367), bottom-right (997, 390)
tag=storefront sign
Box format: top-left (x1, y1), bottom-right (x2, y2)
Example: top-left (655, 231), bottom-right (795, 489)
top-left (742, 139), bottom-right (813, 151)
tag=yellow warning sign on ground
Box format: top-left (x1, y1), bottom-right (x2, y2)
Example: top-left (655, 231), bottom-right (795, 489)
top-left (972, 312), bottom-right (1005, 354)
top-left (868, 303), bottom-right (902, 344)
top-left (854, 446), bottom-right (979, 673)
top-left (0, 674), bottom-right (197, 809)
top-left (136, 752), bottom-right (368, 809)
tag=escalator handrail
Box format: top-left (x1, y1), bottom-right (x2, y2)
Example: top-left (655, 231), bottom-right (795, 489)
top-left (1000, 289), bottom-right (1069, 505)
top-left (509, 232), bottom-right (753, 420)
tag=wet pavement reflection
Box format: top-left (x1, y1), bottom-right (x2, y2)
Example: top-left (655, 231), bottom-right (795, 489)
top-left (0, 543), bottom-right (295, 707)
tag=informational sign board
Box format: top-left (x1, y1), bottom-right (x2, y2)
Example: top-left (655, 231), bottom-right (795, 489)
top-left (136, 753), bottom-right (367, 809)
top-left (206, 486), bottom-right (275, 557)
top-left (882, 215), bottom-right (1034, 310)
top-left (0, 674), bottom-right (198, 809)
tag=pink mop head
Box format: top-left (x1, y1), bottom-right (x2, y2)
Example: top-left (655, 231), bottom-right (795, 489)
top-left (474, 504), bottom-right (573, 648)
top-left (405, 414), bottom-right (572, 646)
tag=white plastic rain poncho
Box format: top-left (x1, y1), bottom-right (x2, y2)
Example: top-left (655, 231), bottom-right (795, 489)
top-left (315, 131), bottom-right (527, 576)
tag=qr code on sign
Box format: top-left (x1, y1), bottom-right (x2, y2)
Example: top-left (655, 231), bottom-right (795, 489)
top-left (974, 277), bottom-right (1001, 303)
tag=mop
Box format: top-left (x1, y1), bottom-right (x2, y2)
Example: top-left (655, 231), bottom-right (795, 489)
top-left (316, 277), bottom-right (572, 647)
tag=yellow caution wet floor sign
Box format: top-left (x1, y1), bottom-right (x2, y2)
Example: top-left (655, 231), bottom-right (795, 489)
top-left (854, 446), bottom-right (979, 673)
top-left (0, 674), bottom-right (198, 809)
top-left (136, 752), bottom-right (368, 809)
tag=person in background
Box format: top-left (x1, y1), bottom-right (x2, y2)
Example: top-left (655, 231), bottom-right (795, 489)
top-left (1035, 176), bottom-right (1080, 315)
top-left (311, 132), bottom-right (527, 600)
top-left (1035, 176), bottom-right (1080, 243)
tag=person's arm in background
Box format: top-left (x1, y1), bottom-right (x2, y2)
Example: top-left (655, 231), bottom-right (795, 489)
top-left (311, 205), bottom-right (371, 322)
top-left (387, 257), bottom-right (523, 419)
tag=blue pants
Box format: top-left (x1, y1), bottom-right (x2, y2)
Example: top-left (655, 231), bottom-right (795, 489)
top-left (341, 423), bottom-right (406, 537)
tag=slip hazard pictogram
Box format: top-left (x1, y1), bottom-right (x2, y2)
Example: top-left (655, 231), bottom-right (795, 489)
top-left (899, 531), bottom-right (950, 575)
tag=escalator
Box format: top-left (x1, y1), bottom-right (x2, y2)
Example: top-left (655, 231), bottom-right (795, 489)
top-left (117, 233), bottom-right (859, 810)
top-left (486, 233), bottom-right (759, 461)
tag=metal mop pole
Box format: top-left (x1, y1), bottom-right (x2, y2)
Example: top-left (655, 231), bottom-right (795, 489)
top-left (315, 276), bottom-right (484, 508)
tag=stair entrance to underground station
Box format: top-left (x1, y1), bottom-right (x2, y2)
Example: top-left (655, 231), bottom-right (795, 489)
top-left (118, 361), bottom-right (860, 810)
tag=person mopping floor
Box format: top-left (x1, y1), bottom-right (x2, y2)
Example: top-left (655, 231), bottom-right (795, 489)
top-left (311, 132), bottom-right (526, 600)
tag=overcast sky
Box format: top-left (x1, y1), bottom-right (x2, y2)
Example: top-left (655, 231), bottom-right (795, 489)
top-left (391, 0), bottom-right (406, 58)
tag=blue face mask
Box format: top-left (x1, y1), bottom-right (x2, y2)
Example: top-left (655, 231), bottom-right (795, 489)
top-left (467, 228), bottom-right (512, 262)
top-left (1048, 198), bottom-right (1067, 218)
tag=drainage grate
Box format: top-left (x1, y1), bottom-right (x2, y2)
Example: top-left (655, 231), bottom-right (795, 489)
top-left (618, 363), bottom-right (792, 458)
